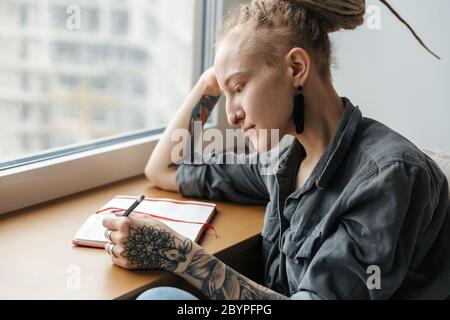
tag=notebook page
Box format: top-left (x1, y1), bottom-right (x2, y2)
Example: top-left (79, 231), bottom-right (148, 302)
top-left (73, 213), bottom-right (113, 245)
top-left (97, 196), bottom-right (216, 242)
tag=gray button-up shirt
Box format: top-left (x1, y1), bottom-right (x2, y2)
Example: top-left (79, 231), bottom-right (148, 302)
top-left (176, 97), bottom-right (450, 300)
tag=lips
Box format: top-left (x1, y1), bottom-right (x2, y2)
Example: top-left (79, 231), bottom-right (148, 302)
top-left (242, 125), bottom-right (255, 133)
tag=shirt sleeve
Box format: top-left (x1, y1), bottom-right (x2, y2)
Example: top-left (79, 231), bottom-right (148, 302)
top-left (291, 160), bottom-right (449, 300)
top-left (175, 152), bottom-right (271, 205)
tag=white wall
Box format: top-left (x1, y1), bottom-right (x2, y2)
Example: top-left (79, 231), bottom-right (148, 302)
top-left (331, 0), bottom-right (450, 152)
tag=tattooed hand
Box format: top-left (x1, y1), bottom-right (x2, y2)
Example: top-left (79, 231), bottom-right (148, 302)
top-left (102, 212), bottom-right (288, 300)
top-left (102, 212), bottom-right (193, 272)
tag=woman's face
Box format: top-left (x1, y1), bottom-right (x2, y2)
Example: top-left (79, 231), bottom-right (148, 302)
top-left (214, 36), bottom-right (296, 152)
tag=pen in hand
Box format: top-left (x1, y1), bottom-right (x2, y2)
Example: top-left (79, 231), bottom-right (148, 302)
top-left (121, 195), bottom-right (146, 217)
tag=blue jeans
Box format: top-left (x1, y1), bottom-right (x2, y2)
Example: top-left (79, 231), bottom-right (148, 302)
top-left (136, 286), bottom-right (200, 300)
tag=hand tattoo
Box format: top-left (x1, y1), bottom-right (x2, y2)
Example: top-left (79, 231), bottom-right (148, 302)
top-left (121, 225), bottom-right (192, 272)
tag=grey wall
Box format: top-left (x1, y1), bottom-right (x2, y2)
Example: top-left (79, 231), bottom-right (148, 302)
top-left (331, 0), bottom-right (450, 152)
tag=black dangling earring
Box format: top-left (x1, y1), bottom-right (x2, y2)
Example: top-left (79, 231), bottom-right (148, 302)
top-left (293, 85), bottom-right (305, 134)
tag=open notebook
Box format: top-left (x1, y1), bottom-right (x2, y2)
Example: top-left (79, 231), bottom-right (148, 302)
top-left (73, 195), bottom-right (217, 249)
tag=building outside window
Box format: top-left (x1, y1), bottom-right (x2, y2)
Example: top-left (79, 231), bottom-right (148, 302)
top-left (0, 0), bottom-right (197, 164)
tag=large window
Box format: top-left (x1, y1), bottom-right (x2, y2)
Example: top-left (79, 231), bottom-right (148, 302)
top-left (0, 0), bottom-right (197, 165)
top-left (0, 0), bottom-right (221, 215)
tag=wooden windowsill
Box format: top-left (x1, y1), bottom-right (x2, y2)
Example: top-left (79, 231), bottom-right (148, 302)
top-left (0, 175), bottom-right (266, 300)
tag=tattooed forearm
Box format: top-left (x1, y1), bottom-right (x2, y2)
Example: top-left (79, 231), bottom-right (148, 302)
top-left (167, 94), bottom-right (220, 168)
top-left (180, 249), bottom-right (289, 300)
top-left (188, 95), bottom-right (221, 164)
top-left (120, 225), bottom-right (193, 272)
top-left (121, 224), bottom-right (287, 300)
top-left (190, 95), bottom-right (221, 128)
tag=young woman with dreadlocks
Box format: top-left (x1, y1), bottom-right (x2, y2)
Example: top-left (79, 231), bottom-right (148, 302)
top-left (104, 0), bottom-right (450, 300)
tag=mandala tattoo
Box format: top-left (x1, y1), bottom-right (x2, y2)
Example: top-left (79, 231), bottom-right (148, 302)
top-left (121, 225), bottom-right (192, 272)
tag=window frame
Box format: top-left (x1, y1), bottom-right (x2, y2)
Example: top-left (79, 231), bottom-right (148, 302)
top-left (0, 0), bottom-right (227, 215)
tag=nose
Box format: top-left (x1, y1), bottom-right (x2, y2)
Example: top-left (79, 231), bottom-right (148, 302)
top-left (226, 101), bottom-right (246, 126)
top-left (227, 109), bottom-right (246, 126)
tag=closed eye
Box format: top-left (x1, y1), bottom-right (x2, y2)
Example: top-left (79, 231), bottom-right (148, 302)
top-left (234, 84), bottom-right (244, 94)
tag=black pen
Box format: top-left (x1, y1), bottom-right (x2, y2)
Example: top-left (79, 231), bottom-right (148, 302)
top-left (121, 195), bottom-right (146, 217)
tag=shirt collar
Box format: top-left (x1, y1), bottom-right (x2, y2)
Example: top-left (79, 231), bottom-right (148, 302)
top-left (278, 97), bottom-right (362, 192)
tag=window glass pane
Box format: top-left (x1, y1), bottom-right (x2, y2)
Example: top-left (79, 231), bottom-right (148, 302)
top-left (0, 0), bottom-right (196, 163)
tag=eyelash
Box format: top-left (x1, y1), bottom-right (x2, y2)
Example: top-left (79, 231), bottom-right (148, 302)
top-left (234, 84), bottom-right (244, 93)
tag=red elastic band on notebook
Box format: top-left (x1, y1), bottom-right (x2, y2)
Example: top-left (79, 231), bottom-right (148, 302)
top-left (114, 195), bottom-right (216, 208)
top-left (96, 207), bottom-right (219, 238)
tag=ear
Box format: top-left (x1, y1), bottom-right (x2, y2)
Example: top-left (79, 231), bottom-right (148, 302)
top-left (285, 47), bottom-right (310, 88)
